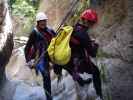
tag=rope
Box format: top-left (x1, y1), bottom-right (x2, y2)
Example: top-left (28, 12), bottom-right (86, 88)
top-left (32, 0), bottom-right (80, 66)
top-left (56, 0), bottom-right (80, 33)
top-left (52, 0), bottom-right (80, 63)
top-left (30, 0), bottom-right (81, 72)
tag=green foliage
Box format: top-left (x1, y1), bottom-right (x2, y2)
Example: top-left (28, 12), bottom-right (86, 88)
top-left (99, 63), bottom-right (107, 83)
top-left (106, 90), bottom-right (112, 100)
top-left (10, 0), bottom-right (40, 36)
top-left (11, 0), bottom-right (39, 17)
top-left (97, 49), bottom-right (112, 58)
top-left (99, 63), bottom-right (112, 100)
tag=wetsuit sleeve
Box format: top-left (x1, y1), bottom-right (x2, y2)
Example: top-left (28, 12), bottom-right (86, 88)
top-left (24, 32), bottom-right (36, 62)
top-left (78, 32), bottom-right (98, 57)
top-left (77, 32), bottom-right (92, 49)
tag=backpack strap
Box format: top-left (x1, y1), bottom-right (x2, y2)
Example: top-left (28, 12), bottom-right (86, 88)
top-left (46, 27), bottom-right (56, 36)
top-left (33, 28), bottom-right (45, 39)
top-left (32, 28), bottom-right (48, 56)
top-left (33, 27), bottom-right (56, 43)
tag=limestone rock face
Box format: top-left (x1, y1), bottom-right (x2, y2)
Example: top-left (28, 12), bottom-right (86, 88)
top-left (0, 0), bottom-right (13, 85)
top-left (0, 0), bottom-right (13, 99)
top-left (38, 0), bottom-right (77, 29)
top-left (95, 0), bottom-right (133, 100)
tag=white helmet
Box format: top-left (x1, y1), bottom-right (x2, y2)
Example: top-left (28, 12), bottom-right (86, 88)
top-left (36, 12), bottom-right (48, 21)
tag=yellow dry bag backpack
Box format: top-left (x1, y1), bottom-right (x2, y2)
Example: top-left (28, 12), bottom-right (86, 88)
top-left (47, 26), bottom-right (73, 65)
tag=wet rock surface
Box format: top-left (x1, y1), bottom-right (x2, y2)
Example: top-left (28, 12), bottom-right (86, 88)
top-left (5, 47), bottom-right (99, 100)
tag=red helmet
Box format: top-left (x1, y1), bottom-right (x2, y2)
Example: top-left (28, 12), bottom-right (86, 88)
top-left (80, 9), bottom-right (98, 23)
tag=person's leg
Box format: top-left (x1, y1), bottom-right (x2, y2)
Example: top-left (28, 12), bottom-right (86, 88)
top-left (65, 59), bottom-right (92, 86)
top-left (41, 70), bottom-right (52, 100)
top-left (53, 64), bottom-right (62, 81)
top-left (86, 62), bottom-right (103, 98)
top-left (71, 57), bottom-right (103, 98)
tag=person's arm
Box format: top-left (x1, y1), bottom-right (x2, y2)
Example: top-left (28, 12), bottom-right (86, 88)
top-left (46, 27), bottom-right (57, 37)
top-left (24, 32), bottom-right (36, 62)
top-left (76, 31), bottom-right (92, 49)
top-left (78, 32), bottom-right (98, 57)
